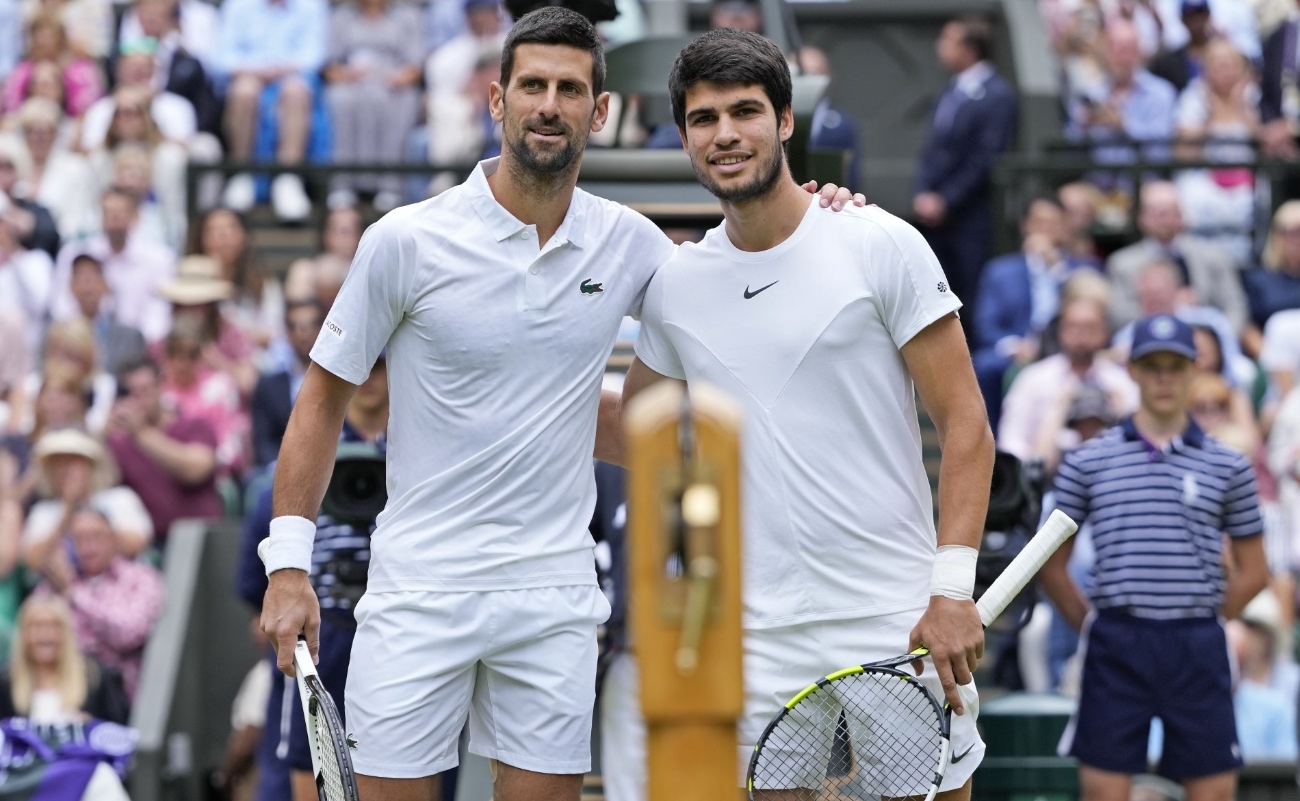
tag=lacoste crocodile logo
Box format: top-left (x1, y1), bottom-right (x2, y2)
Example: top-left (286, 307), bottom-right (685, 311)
top-left (744, 280), bottom-right (778, 299)
top-left (580, 279), bottom-right (604, 295)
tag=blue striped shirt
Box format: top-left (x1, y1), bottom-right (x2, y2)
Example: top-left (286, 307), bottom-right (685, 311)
top-left (1052, 417), bottom-right (1263, 620)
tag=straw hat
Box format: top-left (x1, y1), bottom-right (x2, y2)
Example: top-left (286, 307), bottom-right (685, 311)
top-left (157, 255), bottom-right (235, 306)
top-left (33, 428), bottom-right (119, 496)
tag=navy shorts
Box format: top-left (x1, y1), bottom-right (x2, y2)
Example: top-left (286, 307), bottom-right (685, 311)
top-left (1060, 610), bottom-right (1242, 781)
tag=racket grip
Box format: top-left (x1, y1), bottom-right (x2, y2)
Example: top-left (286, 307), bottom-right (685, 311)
top-left (974, 510), bottom-right (1078, 627)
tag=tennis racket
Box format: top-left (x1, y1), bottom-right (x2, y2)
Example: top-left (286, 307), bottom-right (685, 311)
top-left (258, 539), bottom-right (362, 801)
top-left (746, 509), bottom-right (1078, 801)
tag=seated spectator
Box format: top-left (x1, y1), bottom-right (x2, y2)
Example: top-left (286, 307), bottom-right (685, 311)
top-left (0, 210), bottom-right (53, 361)
top-left (1172, 37), bottom-right (1258, 265)
top-left (0, 449), bottom-right (22, 660)
top-left (1243, 200), bottom-right (1300, 339)
top-left (120, 0), bottom-right (221, 135)
top-left (158, 319), bottom-right (249, 476)
top-left (1191, 323), bottom-right (1257, 444)
top-left (13, 97), bottom-right (96, 240)
top-left (1187, 370), bottom-right (1256, 452)
top-left (1261, 309), bottom-right (1300, 397)
top-left (187, 208), bottom-right (282, 354)
top-left (972, 197), bottom-right (1087, 428)
top-left (1032, 382), bottom-right (1121, 481)
top-left (0, 595), bottom-right (129, 723)
top-left (1105, 180), bottom-right (1246, 332)
top-left (1149, 0), bottom-right (1213, 92)
top-left (49, 186), bottom-right (176, 343)
top-left (104, 355), bottom-right (220, 543)
top-left (68, 254), bottom-right (147, 378)
top-left (1058, 181), bottom-right (1103, 269)
top-left (999, 294), bottom-right (1138, 462)
top-left (283, 205), bottom-right (362, 304)
top-left (33, 505), bottom-right (163, 699)
top-left (157, 254), bottom-right (258, 398)
top-left (80, 46), bottom-right (198, 151)
top-left (1225, 591), bottom-right (1299, 761)
top-left (0, 135), bottom-right (59, 260)
top-left (0, 0), bottom-right (18, 78)
top-left (26, 361), bottom-right (90, 445)
top-left (427, 42), bottom-right (501, 180)
top-left (21, 428), bottom-right (152, 577)
top-left (1066, 20), bottom-right (1176, 168)
top-left (0, 308), bottom-right (28, 435)
top-left (216, 0), bottom-right (328, 222)
top-left (22, 318), bottom-right (116, 434)
top-left (2, 14), bottom-right (102, 116)
top-left (1270, 384), bottom-right (1300, 569)
top-left (323, 0), bottom-right (423, 212)
top-left (251, 299), bottom-right (321, 467)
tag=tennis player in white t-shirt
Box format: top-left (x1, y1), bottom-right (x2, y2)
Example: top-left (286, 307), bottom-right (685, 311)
top-left (619, 29), bottom-right (997, 800)
top-left (257, 11), bottom-right (863, 801)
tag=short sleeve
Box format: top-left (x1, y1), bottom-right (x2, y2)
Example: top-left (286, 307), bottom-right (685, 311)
top-left (1052, 449), bottom-right (1091, 525)
top-left (633, 270), bottom-right (686, 380)
top-left (623, 225), bottom-right (677, 321)
top-left (311, 217), bottom-right (414, 385)
top-left (863, 212), bottom-right (964, 349)
top-left (1222, 455), bottom-right (1264, 538)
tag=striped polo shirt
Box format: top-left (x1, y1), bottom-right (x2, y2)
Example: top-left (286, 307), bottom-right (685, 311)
top-left (1052, 416), bottom-right (1263, 620)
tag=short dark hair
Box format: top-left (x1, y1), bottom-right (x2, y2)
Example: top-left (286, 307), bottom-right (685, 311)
top-left (500, 7), bottom-right (606, 97)
top-left (953, 15), bottom-right (993, 62)
top-left (115, 354), bottom-right (160, 383)
top-left (669, 28), bottom-right (792, 132)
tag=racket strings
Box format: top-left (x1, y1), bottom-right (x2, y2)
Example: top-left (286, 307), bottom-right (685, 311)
top-left (752, 671), bottom-right (944, 799)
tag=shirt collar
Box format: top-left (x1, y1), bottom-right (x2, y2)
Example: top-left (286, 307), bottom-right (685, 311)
top-left (465, 158), bottom-right (588, 250)
top-left (954, 61), bottom-right (994, 98)
top-left (1120, 415), bottom-right (1206, 449)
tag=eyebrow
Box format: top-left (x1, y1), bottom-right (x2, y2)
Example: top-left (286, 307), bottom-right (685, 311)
top-left (685, 97), bottom-right (768, 122)
top-left (513, 73), bottom-right (591, 94)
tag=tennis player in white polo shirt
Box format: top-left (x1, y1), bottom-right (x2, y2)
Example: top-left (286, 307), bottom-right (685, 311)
top-left (258, 10), bottom-right (862, 801)
top-left (619, 30), bottom-right (996, 800)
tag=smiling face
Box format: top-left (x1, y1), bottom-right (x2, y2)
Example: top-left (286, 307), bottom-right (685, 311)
top-left (491, 43), bottom-right (608, 180)
top-left (680, 81), bottom-right (791, 204)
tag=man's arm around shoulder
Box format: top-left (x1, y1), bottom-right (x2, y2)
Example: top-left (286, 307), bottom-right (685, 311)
top-left (596, 358), bottom-right (687, 468)
top-left (261, 362), bottom-right (356, 674)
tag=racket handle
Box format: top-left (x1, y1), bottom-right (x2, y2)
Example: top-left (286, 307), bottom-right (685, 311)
top-left (974, 510), bottom-right (1078, 627)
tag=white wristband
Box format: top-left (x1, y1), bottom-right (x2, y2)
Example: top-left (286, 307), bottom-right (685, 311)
top-left (264, 516), bottom-right (317, 576)
top-left (930, 545), bottom-right (979, 601)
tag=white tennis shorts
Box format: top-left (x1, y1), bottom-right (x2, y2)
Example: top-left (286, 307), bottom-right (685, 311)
top-left (741, 607), bottom-right (985, 793)
top-left (345, 585), bottom-right (610, 779)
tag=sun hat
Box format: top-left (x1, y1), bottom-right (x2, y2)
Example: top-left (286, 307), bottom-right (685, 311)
top-left (156, 255), bottom-right (235, 306)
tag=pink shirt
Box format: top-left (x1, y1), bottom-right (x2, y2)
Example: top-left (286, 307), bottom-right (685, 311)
top-left (50, 234), bottom-right (176, 342)
top-left (3, 59), bottom-right (104, 116)
top-left (997, 353), bottom-right (1139, 461)
top-left (162, 368), bottom-right (249, 475)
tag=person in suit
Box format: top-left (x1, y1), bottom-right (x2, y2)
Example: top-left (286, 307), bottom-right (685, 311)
top-left (250, 299), bottom-right (322, 467)
top-left (134, 0), bottom-right (222, 136)
top-left (912, 15), bottom-right (1018, 322)
top-left (972, 197), bottom-right (1088, 430)
top-left (1105, 180), bottom-right (1247, 333)
top-left (1260, 7), bottom-right (1300, 160)
top-left (67, 254), bottom-right (147, 379)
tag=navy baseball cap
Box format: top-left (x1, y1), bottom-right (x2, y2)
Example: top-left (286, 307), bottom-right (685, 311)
top-left (1130, 314), bottom-right (1197, 362)
top-left (1182, 0), bottom-right (1210, 14)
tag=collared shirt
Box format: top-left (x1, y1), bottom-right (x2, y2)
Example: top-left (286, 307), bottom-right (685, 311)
top-left (215, 0), bottom-right (327, 75)
top-left (1052, 416), bottom-right (1263, 620)
top-left (1069, 70), bottom-right (1177, 165)
top-left (310, 157), bottom-right (675, 592)
top-left (997, 354), bottom-right (1139, 461)
top-left (1027, 253), bottom-right (1068, 333)
top-left (49, 233), bottom-right (176, 342)
top-left (933, 60), bottom-right (994, 132)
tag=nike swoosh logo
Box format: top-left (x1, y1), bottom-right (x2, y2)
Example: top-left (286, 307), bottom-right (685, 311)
top-left (950, 744), bottom-right (976, 764)
top-left (744, 280), bottom-right (778, 299)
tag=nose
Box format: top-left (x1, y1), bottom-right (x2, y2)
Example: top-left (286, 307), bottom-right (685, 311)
top-left (714, 113), bottom-right (741, 147)
top-left (538, 85), bottom-right (562, 118)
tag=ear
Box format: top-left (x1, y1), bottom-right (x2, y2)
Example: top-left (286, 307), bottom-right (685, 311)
top-left (590, 91), bottom-right (611, 133)
top-left (677, 125), bottom-right (687, 149)
top-left (488, 81), bottom-right (505, 123)
top-left (778, 103), bottom-right (795, 143)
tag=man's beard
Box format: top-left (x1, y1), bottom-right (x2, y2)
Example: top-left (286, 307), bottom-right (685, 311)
top-left (691, 135), bottom-right (785, 203)
top-left (503, 110), bottom-right (588, 177)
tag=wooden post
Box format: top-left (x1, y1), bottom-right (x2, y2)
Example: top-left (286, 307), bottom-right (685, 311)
top-left (625, 381), bottom-right (744, 801)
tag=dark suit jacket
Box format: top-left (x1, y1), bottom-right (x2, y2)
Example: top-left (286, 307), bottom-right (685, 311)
top-left (913, 70), bottom-right (1018, 214)
top-left (16, 198), bottom-right (60, 260)
top-left (252, 370), bottom-right (294, 467)
top-left (165, 50), bottom-right (221, 135)
top-left (1149, 46), bottom-right (1194, 93)
top-left (972, 252), bottom-right (1085, 351)
top-left (1261, 21), bottom-right (1297, 124)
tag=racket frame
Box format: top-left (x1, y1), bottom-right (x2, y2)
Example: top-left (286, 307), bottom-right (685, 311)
top-left (294, 640), bottom-right (361, 801)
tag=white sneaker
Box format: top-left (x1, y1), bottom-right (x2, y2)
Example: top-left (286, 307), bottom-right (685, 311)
top-left (327, 189), bottom-right (358, 210)
top-left (223, 173), bottom-right (256, 211)
top-left (373, 191), bottom-right (402, 213)
top-left (272, 174), bottom-right (311, 222)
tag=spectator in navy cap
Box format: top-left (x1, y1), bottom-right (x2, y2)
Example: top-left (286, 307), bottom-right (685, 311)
top-left (1150, 0), bottom-right (1213, 93)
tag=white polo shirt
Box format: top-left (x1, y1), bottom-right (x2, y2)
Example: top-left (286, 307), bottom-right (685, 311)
top-left (635, 198), bottom-right (962, 629)
top-left (311, 158), bottom-right (675, 592)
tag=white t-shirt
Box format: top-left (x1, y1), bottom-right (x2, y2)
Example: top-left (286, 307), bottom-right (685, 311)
top-left (1262, 309), bottom-right (1300, 377)
top-left (635, 199), bottom-right (962, 629)
top-left (311, 158), bottom-right (675, 592)
top-left (79, 92), bottom-right (198, 151)
top-left (22, 487), bottom-right (154, 548)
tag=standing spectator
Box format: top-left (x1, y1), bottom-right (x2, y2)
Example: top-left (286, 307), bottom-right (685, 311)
top-left (69, 255), bottom-right (147, 378)
top-left (1041, 313), bottom-right (1268, 801)
top-left (999, 295), bottom-right (1138, 461)
top-left (216, 0), bottom-right (328, 222)
top-left (157, 254), bottom-right (259, 398)
top-left (125, 0), bottom-right (221, 135)
top-left (104, 356), bottom-right (221, 543)
top-left (1149, 0), bottom-right (1214, 92)
top-left (911, 15), bottom-right (1017, 313)
top-left (0, 137), bottom-right (60, 260)
top-left (971, 198), bottom-right (1086, 427)
top-left (1242, 200), bottom-right (1300, 334)
top-left (0, 595), bottom-right (129, 723)
top-left (158, 319), bottom-right (249, 477)
top-left (1105, 180), bottom-right (1246, 332)
top-left (49, 187), bottom-right (176, 343)
top-left (188, 208), bottom-right (282, 354)
top-left (323, 0), bottom-right (424, 212)
top-left (0, 212), bottom-right (53, 362)
top-left (2, 14), bottom-right (103, 116)
top-left (13, 97), bottom-right (96, 241)
top-left (34, 505), bottom-right (163, 699)
top-left (251, 300), bottom-right (321, 467)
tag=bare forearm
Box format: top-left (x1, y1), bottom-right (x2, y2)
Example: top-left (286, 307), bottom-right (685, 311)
top-left (1222, 536), bottom-right (1269, 620)
top-left (934, 413), bottom-right (995, 550)
top-left (272, 380), bottom-right (350, 520)
top-left (1040, 550), bottom-right (1090, 631)
top-left (134, 428), bottom-right (216, 485)
top-left (594, 389), bottom-right (625, 467)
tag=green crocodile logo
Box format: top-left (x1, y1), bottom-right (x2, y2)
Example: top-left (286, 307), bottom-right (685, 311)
top-left (580, 279), bottom-right (604, 295)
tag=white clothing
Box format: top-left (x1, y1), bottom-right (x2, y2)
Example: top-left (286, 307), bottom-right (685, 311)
top-left (311, 157), bottom-right (675, 592)
top-left (0, 248), bottom-right (53, 360)
top-left (424, 31), bottom-right (507, 101)
top-left (28, 688), bottom-right (76, 723)
top-left (1153, 0), bottom-right (1261, 60)
top-left (997, 353), bottom-right (1139, 461)
top-left (79, 93), bottom-right (198, 151)
top-left (19, 370), bottom-right (117, 435)
top-left (22, 487), bottom-right (154, 548)
top-left (118, 1), bottom-right (221, 68)
top-left (231, 660), bottom-right (272, 730)
top-left (346, 585), bottom-right (609, 777)
top-left (1261, 309), bottom-right (1300, 377)
top-left (1268, 387), bottom-right (1300, 572)
top-left (25, 151), bottom-right (98, 242)
top-left (49, 234), bottom-right (176, 343)
top-left (635, 199), bottom-right (961, 629)
top-left (599, 653), bottom-right (646, 801)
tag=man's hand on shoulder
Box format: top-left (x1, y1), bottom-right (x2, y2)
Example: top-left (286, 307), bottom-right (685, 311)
top-left (802, 180), bottom-right (868, 211)
top-left (261, 568), bottom-right (320, 675)
top-left (908, 595), bottom-right (984, 716)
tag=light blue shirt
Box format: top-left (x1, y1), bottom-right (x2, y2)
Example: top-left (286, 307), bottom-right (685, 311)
top-left (0, 0), bottom-right (18, 78)
top-left (216, 0), bottom-right (328, 76)
top-left (1068, 70), bottom-right (1177, 165)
